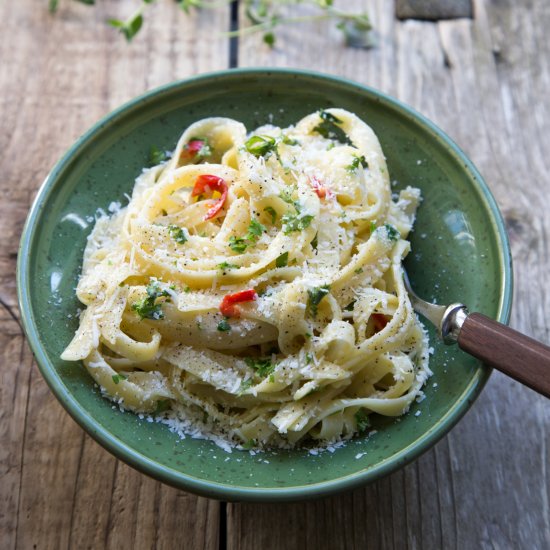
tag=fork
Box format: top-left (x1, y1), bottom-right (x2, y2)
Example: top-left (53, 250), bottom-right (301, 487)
top-left (403, 271), bottom-right (550, 398)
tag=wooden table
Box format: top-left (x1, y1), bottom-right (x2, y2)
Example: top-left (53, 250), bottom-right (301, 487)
top-left (2, 1), bottom-right (549, 548)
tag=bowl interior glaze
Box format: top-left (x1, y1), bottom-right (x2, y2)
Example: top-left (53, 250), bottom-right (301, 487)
top-left (17, 69), bottom-right (512, 502)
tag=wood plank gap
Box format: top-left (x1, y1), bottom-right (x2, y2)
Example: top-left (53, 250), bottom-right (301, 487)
top-left (219, 501), bottom-right (228, 550)
top-left (229, 1), bottom-right (240, 68)
top-left (102, 460), bottom-right (119, 549)
top-left (67, 432), bottom-right (86, 548)
top-left (13, 360), bottom-right (35, 550)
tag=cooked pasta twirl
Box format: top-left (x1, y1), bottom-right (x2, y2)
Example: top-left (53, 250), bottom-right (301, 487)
top-left (61, 109), bottom-right (431, 449)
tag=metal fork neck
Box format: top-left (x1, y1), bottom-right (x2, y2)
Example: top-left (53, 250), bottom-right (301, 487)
top-left (440, 304), bottom-right (469, 344)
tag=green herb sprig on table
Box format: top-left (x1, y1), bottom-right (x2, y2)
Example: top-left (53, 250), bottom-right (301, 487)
top-left (50, 1), bottom-right (373, 49)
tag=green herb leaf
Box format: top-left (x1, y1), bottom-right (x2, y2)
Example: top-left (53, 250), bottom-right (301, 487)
top-left (245, 134), bottom-right (278, 158)
top-left (263, 32), bottom-right (276, 47)
top-left (355, 408), bottom-right (371, 432)
top-left (218, 262), bottom-right (239, 271)
top-left (275, 252), bottom-right (289, 268)
top-left (344, 300), bottom-right (356, 311)
top-left (311, 233), bottom-right (318, 250)
top-left (112, 373), bottom-right (128, 384)
top-left (263, 206), bottom-right (277, 223)
top-left (108, 12), bottom-right (143, 42)
top-left (282, 213), bottom-right (314, 234)
top-left (178, 0), bottom-right (201, 14)
top-left (383, 223), bottom-right (400, 242)
top-left (313, 110), bottom-right (353, 145)
top-left (307, 285), bottom-right (331, 316)
top-left (370, 220), bottom-right (377, 233)
top-left (168, 224), bottom-right (188, 244)
top-left (247, 218), bottom-right (266, 241)
top-left (336, 14), bottom-right (375, 49)
top-left (228, 219), bottom-right (266, 253)
top-left (131, 281), bottom-right (170, 320)
top-left (245, 357), bottom-right (275, 378)
top-left (229, 236), bottom-right (248, 253)
top-left (282, 135), bottom-right (299, 146)
top-left (217, 318), bottom-right (231, 332)
top-left (49, 0), bottom-right (59, 13)
top-left (346, 154), bottom-right (368, 172)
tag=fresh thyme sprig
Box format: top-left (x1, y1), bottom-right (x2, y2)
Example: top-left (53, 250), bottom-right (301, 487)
top-left (49, 0), bottom-right (373, 48)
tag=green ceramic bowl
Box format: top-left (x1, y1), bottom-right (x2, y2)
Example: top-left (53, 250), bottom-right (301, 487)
top-left (17, 69), bottom-right (512, 502)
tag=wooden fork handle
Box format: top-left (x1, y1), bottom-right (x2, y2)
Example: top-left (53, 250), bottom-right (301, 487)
top-left (458, 312), bottom-right (550, 398)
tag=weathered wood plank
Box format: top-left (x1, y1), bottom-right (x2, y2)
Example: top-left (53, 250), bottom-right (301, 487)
top-left (231, 1), bottom-right (550, 549)
top-left (0, 1), bottom-right (228, 549)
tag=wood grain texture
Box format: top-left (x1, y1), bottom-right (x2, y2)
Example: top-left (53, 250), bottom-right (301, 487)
top-left (1, 1), bottom-right (549, 549)
top-left (0, 1), bottom-right (227, 549)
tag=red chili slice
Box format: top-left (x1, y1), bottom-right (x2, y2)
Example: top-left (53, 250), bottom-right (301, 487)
top-left (309, 176), bottom-right (334, 199)
top-left (219, 289), bottom-right (258, 318)
top-left (372, 313), bottom-right (389, 333)
top-left (180, 139), bottom-right (206, 161)
top-left (192, 174), bottom-right (228, 220)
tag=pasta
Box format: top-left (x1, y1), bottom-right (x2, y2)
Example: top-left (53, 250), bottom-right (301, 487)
top-left (61, 108), bottom-right (431, 449)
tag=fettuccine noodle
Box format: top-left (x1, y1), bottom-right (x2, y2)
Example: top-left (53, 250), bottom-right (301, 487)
top-left (61, 109), bottom-right (431, 449)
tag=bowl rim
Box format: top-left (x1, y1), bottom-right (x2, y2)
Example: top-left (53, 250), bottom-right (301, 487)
top-left (16, 67), bottom-right (513, 502)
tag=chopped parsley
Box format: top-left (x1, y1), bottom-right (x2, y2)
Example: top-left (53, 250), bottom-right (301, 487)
top-left (307, 284), bottom-right (331, 316)
top-left (354, 267), bottom-right (364, 274)
top-left (384, 223), bottom-right (400, 242)
top-left (346, 154), bottom-right (369, 172)
top-left (355, 408), bottom-right (371, 433)
top-left (217, 318), bottom-right (231, 332)
top-left (245, 135), bottom-right (278, 158)
top-left (370, 220), bottom-right (377, 233)
top-left (168, 224), bottom-right (188, 244)
top-left (305, 353), bottom-right (313, 365)
top-left (248, 218), bottom-right (266, 240)
top-left (344, 300), bottom-right (356, 311)
top-left (311, 233), bottom-right (318, 250)
top-left (132, 281), bottom-right (170, 320)
top-left (263, 206), bottom-right (277, 223)
top-left (282, 135), bottom-right (299, 146)
top-left (245, 357), bottom-right (276, 378)
top-left (282, 213), bottom-right (314, 234)
top-left (218, 262), bottom-right (239, 271)
top-left (148, 145), bottom-right (167, 166)
top-left (228, 236), bottom-right (247, 253)
top-left (112, 373), bottom-right (128, 384)
top-left (313, 110), bottom-right (353, 145)
top-left (276, 252), bottom-right (289, 268)
top-left (228, 219), bottom-right (266, 253)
